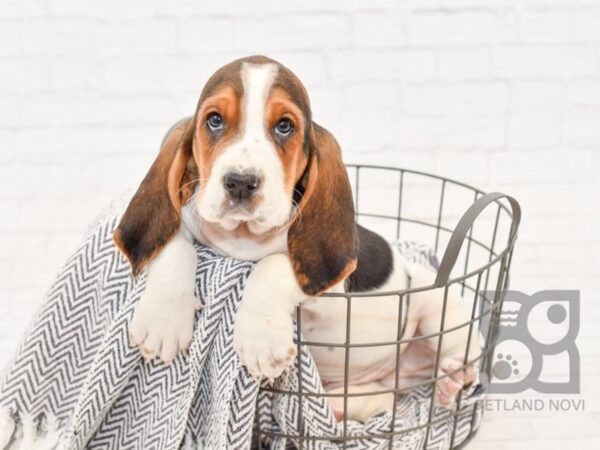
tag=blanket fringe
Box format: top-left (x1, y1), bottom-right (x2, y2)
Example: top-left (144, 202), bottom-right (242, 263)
top-left (0, 411), bottom-right (62, 450)
top-left (181, 439), bottom-right (194, 450)
top-left (13, 413), bottom-right (36, 450)
top-left (0, 408), bottom-right (15, 449)
top-left (181, 435), bottom-right (205, 450)
top-left (34, 415), bottom-right (61, 450)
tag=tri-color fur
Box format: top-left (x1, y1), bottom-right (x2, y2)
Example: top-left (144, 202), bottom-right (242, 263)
top-left (114, 56), bottom-right (480, 422)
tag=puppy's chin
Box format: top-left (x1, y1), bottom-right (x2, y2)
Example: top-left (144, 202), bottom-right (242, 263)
top-left (196, 198), bottom-right (293, 235)
top-left (217, 218), bottom-right (272, 234)
top-left (219, 217), bottom-right (242, 231)
top-left (218, 214), bottom-right (278, 234)
top-left (197, 207), bottom-right (271, 234)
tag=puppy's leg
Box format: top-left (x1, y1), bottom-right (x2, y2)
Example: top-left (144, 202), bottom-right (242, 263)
top-left (129, 228), bottom-right (201, 364)
top-left (233, 253), bottom-right (307, 381)
top-left (327, 340), bottom-right (469, 422)
top-left (409, 266), bottom-right (480, 406)
top-left (435, 357), bottom-right (477, 405)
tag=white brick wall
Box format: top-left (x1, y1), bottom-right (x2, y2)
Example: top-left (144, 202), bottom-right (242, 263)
top-left (1, 0), bottom-right (599, 448)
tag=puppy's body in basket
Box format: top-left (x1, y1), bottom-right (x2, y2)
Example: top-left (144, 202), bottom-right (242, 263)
top-left (303, 246), bottom-right (478, 421)
top-left (114, 56), bottom-right (480, 422)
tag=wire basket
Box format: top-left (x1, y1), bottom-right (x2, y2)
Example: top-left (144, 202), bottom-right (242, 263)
top-left (253, 164), bottom-right (521, 449)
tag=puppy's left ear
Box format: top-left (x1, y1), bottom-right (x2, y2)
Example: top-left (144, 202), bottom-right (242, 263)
top-left (114, 118), bottom-right (198, 276)
top-left (288, 123), bottom-right (358, 296)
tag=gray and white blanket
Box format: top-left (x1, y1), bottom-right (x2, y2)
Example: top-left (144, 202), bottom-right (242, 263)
top-left (0, 205), bottom-right (483, 450)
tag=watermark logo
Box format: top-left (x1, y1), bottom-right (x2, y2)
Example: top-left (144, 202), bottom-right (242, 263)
top-left (480, 290), bottom-right (580, 394)
top-left (481, 397), bottom-right (585, 412)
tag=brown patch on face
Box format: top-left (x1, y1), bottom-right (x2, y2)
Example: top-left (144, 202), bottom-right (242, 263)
top-left (265, 87), bottom-right (310, 198)
top-left (193, 85), bottom-right (242, 202)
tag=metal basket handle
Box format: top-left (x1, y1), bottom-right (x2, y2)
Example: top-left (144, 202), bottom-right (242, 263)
top-left (434, 192), bottom-right (521, 288)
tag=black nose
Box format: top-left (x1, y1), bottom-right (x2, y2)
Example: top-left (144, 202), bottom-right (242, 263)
top-left (223, 172), bottom-right (261, 201)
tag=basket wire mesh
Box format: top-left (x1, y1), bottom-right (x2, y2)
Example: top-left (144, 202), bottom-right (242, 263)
top-left (253, 164), bottom-right (521, 449)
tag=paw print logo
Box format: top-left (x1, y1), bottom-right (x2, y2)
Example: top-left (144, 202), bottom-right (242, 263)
top-left (480, 290), bottom-right (580, 394)
top-left (493, 353), bottom-right (519, 380)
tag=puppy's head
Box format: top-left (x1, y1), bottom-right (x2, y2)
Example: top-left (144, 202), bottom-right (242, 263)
top-left (115, 55), bottom-right (357, 295)
top-left (193, 56), bottom-right (310, 234)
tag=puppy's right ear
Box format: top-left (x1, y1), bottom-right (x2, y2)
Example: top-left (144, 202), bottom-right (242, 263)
top-left (113, 118), bottom-right (198, 276)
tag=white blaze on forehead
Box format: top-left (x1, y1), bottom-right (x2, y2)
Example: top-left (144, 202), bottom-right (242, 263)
top-left (240, 62), bottom-right (278, 138)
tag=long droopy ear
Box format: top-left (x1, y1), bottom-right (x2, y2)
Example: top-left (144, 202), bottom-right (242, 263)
top-left (288, 123), bottom-right (358, 296)
top-left (114, 118), bottom-right (198, 276)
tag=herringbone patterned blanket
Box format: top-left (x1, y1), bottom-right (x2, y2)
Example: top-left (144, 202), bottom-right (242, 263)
top-left (0, 206), bottom-right (482, 449)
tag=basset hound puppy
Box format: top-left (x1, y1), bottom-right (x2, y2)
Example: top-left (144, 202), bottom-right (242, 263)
top-left (114, 55), bottom-right (480, 422)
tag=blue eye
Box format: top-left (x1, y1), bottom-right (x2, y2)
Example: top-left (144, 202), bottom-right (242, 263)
top-left (206, 113), bottom-right (224, 132)
top-left (274, 118), bottom-right (294, 137)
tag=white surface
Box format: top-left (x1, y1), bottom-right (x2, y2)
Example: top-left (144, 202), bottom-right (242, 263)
top-left (0, 0), bottom-right (599, 448)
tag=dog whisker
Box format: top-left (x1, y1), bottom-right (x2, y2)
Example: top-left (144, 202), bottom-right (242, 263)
top-left (177, 177), bottom-right (209, 197)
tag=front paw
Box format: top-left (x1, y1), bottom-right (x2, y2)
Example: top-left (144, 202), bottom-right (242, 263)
top-left (233, 303), bottom-right (297, 381)
top-left (129, 289), bottom-right (202, 364)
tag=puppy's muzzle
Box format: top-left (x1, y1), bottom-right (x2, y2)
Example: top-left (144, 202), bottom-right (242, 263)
top-left (223, 172), bottom-right (262, 202)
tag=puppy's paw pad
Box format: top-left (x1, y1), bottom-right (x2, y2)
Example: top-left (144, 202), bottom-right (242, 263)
top-left (493, 353), bottom-right (519, 380)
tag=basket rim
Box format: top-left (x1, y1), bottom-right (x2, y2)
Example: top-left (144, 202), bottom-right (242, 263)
top-left (345, 163), bottom-right (485, 196)
top-left (344, 163), bottom-right (512, 216)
